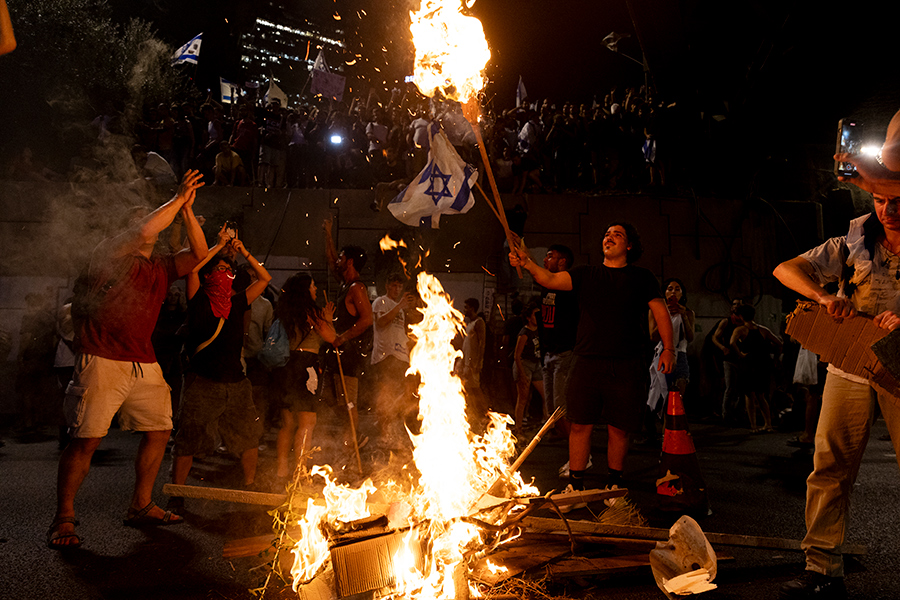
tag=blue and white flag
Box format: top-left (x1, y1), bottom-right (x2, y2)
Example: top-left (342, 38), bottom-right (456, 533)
top-left (220, 77), bottom-right (237, 104)
top-left (264, 79), bottom-right (288, 107)
top-left (516, 75), bottom-right (528, 108)
top-left (172, 33), bottom-right (202, 65)
top-left (389, 123), bottom-right (477, 229)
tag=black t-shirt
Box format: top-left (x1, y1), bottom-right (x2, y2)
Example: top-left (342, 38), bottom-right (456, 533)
top-left (517, 326), bottom-right (540, 362)
top-left (569, 264), bottom-right (661, 358)
top-left (539, 287), bottom-right (578, 354)
top-left (186, 290), bottom-right (249, 382)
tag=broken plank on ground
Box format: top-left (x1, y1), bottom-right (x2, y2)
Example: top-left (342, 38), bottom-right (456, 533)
top-left (545, 552), bottom-right (652, 577)
top-left (163, 483), bottom-right (290, 506)
top-left (531, 487), bottom-right (628, 508)
top-left (223, 534), bottom-right (279, 559)
top-left (522, 517), bottom-right (867, 555)
top-left (470, 539), bottom-right (571, 585)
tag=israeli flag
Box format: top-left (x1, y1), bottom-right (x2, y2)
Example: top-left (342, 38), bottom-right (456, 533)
top-left (220, 77), bottom-right (237, 104)
top-left (389, 123), bottom-right (477, 229)
top-left (172, 33), bottom-right (202, 65)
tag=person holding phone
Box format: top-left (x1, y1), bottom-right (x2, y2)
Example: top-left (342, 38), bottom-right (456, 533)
top-left (775, 116), bottom-right (900, 598)
top-left (646, 278), bottom-right (694, 422)
top-left (835, 108), bottom-right (900, 197)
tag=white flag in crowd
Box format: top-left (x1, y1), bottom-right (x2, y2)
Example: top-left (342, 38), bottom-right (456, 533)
top-left (172, 33), bottom-right (202, 65)
top-left (389, 123), bottom-right (477, 229)
top-left (310, 49), bottom-right (346, 102)
top-left (219, 77), bottom-right (237, 104)
top-left (602, 31), bottom-right (629, 53)
top-left (264, 80), bottom-right (288, 107)
top-left (516, 75), bottom-right (528, 108)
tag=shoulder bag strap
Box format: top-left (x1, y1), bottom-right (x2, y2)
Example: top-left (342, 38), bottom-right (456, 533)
top-left (193, 317), bottom-right (225, 357)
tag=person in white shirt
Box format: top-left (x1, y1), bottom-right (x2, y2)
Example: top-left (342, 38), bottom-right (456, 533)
top-left (371, 273), bottom-right (415, 446)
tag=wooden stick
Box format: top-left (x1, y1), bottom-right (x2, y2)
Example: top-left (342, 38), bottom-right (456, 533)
top-left (474, 180), bottom-right (503, 223)
top-left (463, 99), bottom-right (523, 278)
top-left (163, 483), bottom-right (293, 506)
top-left (335, 349), bottom-right (364, 473)
top-left (521, 516), bottom-right (868, 555)
top-left (471, 407), bottom-right (565, 508)
top-left (508, 406), bottom-right (565, 475)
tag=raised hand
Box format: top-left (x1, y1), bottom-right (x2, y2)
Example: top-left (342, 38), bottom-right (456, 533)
top-left (177, 170), bottom-right (205, 209)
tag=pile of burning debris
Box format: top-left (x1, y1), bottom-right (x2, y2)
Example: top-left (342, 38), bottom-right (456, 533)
top-left (199, 273), bottom-right (867, 600)
top-left (211, 273), bottom-right (711, 600)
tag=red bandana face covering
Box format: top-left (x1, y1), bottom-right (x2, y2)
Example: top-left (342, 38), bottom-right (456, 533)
top-left (204, 270), bottom-right (234, 318)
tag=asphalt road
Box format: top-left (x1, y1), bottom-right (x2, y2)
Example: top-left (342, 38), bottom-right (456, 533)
top-left (1, 413), bottom-right (898, 600)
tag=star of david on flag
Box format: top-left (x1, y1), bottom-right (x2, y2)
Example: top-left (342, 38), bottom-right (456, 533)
top-left (388, 123), bottom-right (477, 229)
top-left (172, 33), bottom-right (202, 65)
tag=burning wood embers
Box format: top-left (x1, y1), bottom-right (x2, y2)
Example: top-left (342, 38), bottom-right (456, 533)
top-left (285, 483), bottom-right (632, 600)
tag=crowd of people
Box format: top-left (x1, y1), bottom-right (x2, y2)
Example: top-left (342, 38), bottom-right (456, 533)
top-left (5, 84), bottom-right (680, 196)
top-left (8, 93), bottom-right (900, 600)
top-left (17, 186), bottom-right (807, 550)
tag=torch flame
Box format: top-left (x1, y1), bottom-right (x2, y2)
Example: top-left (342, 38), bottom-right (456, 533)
top-left (409, 0), bottom-right (490, 103)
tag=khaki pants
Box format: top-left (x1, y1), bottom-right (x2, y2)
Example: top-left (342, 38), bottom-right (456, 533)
top-left (802, 372), bottom-right (900, 576)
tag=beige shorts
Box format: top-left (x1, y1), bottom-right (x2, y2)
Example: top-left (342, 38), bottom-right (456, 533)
top-left (64, 354), bottom-right (173, 438)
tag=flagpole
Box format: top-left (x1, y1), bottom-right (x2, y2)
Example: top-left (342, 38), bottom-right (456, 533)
top-left (462, 99), bottom-right (523, 278)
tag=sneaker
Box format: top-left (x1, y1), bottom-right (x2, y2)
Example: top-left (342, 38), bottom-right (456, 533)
top-left (557, 484), bottom-right (588, 514)
top-left (558, 455), bottom-right (593, 478)
top-left (779, 571), bottom-right (847, 600)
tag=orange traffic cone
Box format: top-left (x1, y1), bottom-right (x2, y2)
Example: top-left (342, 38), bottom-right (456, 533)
top-left (656, 391), bottom-right (709, 515)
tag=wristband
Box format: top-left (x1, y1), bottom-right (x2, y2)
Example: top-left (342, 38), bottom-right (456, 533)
top-left (663, 348), bottom-right (677, 354)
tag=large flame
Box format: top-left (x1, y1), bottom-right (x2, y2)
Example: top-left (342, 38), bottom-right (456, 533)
top-left (290, 273), bottom-right (537, 598)
top-left (409, 0), bottom-right (490, 103)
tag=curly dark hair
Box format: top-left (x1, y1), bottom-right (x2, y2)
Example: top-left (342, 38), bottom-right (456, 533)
top-left (607, 221), bottom-right (643, 264)
top-left (275, 272), bottom-right (323, 342)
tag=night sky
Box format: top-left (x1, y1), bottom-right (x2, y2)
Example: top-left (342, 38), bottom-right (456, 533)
top-left (100, 0), bottom-right (899, 144)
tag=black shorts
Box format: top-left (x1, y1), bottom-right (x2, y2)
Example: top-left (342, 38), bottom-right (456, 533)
top-left (566, 355), bottom-right (649, 433)
top-left (274, 351), bottom-right (321, 414)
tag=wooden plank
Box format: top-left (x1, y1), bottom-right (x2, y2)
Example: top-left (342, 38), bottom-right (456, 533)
top-left (546, 553), bottom-right (651, 577)
top-left (532, 487), bottom-right (628, 507)
top-left (522, 517), bottom-right (867, 555)
top-left (223, 534), bottom-right (278, 559)
top-left (163, 483), bottom-right (305, 506)
top-left (470, 542), bottom-right (571, 585)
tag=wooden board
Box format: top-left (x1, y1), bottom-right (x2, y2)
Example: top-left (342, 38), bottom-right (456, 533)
top-left (470, 541), bottom-right (572, 585)
top-left (545, 553), bottom-right (651, 577)
top-left (223, 534), bottom-right (279, 559)
top-left (522, 517), bottom-right (867, 555)
top-left (163, 483), bottom-right (293, 506)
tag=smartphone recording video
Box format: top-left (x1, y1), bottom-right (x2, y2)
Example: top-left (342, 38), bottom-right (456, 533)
top-left (834, 119), bottom-right (863, 177)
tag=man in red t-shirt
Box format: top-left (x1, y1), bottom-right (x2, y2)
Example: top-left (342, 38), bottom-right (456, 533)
top-left (48, 170), bottom-right (208, 549)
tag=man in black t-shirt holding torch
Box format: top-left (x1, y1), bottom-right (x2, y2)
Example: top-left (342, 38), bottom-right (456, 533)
top-left (510, 223), bottom-right (674, 506)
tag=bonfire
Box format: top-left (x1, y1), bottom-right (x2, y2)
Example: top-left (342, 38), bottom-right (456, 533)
top-left (284, 272), bottom-right (541, 600)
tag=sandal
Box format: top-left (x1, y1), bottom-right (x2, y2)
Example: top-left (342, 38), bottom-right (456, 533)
top-left (47, 516), bottom-right (82, 550)
top-left (123, 501), bottom-right (184, 527)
